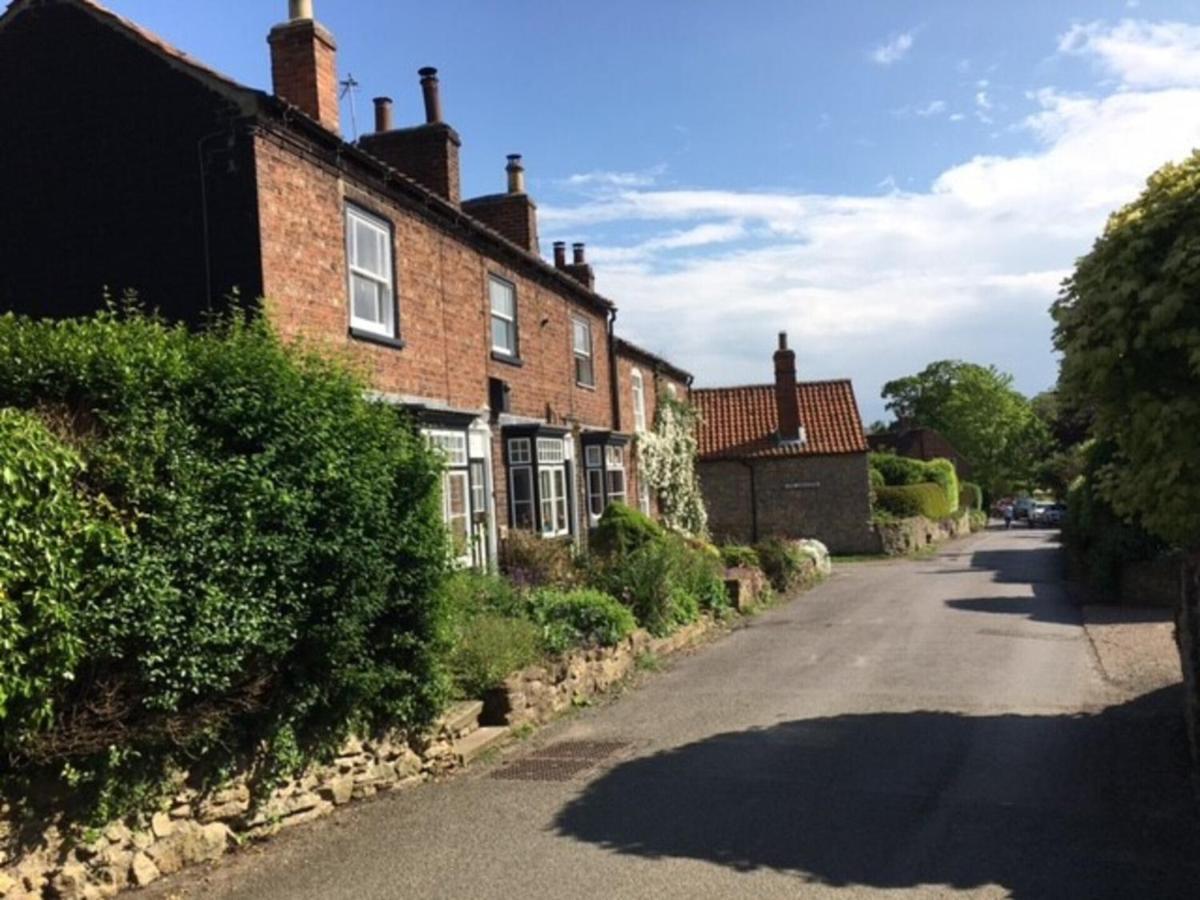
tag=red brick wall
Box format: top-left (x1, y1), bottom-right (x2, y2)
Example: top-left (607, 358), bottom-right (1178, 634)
top-left (254, 130), bottom-right (614, 540)
top-left (268, 21), bottom-right (339, 134)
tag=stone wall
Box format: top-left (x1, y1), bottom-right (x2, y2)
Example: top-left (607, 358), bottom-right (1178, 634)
top-left (0, 617), bottom-right (724, 900)
top-left (485, 619), bottom-right (719, 729)
top-left (870, 511), bottom-right (972, 556)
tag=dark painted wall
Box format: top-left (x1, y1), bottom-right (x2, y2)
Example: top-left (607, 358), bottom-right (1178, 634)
top-left (0, 3), bottom-right (262, 323)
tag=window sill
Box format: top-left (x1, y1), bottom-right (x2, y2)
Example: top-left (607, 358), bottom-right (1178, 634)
top-left (492, 351), bottom-right (525, 367)
top-left (575, 381), bottom-right (597, 391)
top-left (349, 327), bottom-right (406, 350)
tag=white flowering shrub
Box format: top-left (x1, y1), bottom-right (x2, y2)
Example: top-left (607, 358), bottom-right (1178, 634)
top-left (796, 539), bottom-right (832, 577)
top-left (637, 392), bottom-right (708, 538)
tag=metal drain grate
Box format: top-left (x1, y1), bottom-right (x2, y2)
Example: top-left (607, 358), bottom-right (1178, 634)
top-left (492, 739), bottom-right (629, 782)
top-left (978, 627), bottom-right (1079, 643)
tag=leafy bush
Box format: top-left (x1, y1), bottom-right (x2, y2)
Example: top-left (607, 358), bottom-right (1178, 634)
top-left (439, 570), bottom-right (523, 620)
top-left (588, 533), bottom-right (724, 635)
top-left (869, 453), bottom-right (931, 486)
top-left (869, 467), bottom-right (886, 490)
top-left (720, 545), bottom-right (761, 570)
top-left (591, 503), bottom-right (665, 557)
top-left (1054, 151), bottom-right (1200, 548)
top-left (960, 481), bottom-right (984, 512)
top-left (969, 510), bottom-right (988, 532)
top-left (874, 483), bottom-right (955, 520)
top-left (446, 614), bottom-right (541, 698)
top-left (754, 537), bottom-right (812, 592)
top-left (0, 308), bottom-right (450, 809)
top-left (925, 458), bottom-right (960, 514)
top-left (527, 588), bottom-right (636, 655)
top-left (501, 530), bottom-right (577, 588)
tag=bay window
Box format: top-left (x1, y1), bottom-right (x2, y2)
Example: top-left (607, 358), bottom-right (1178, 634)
top-left (505, 429), bottom-right (572, 538)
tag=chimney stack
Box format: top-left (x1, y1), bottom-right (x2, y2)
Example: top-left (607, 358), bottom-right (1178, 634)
top-left (373, 97), bottom-right (393, 133)
top-left (419, 67), bottom-right (442, 123)
top-left (561, 242), bottom-right (595, 290)
top-left (268, 0), bottom-right (339, 133)
top-left (506, 154), bottom-right (526, 194)
top-left (359, 67), bottom-right (462, 204)
top-left (773, 332), bottom-right (803, 444)
top-left (553, 242), bottom-right (567, 267)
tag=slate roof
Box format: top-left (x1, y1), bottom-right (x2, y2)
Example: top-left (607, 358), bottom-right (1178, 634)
top-left (613, 337), bottom-right (693, 385)
top-left (693, 380), bottom-right (868, 461)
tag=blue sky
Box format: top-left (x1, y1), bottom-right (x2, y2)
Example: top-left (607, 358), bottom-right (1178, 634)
top-left (106, 0), bottom-right (1200, 421)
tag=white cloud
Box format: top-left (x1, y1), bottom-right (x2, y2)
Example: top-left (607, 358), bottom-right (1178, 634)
top-left (563, 166), bottom-right (666, 189)
top-left (916, 100), bottom-right (947, 117)
top-left (1060, 20), bottom-right (1200, 88)
top-left (541, 20), bottom-right (1200, 420)
top-left (871, 31), bottom-right (915, 65)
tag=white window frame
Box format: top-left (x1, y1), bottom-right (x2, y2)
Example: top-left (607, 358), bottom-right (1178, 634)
top-left (605, 446), bottom-right (626, 507)
top-left (538, 464), bottom-right (569, 537)
top-left (631, 368), bottom-right (647, 432)
top-left (666, 383), bottom-right (679, 400)
top-left (508, 437), bottom-right (532, 465)
top-left (638, 477), bottom-right (652, 515)
top-left (443, 469), bottom-right (472, 567)
top-left (490, 276), bottom-right (518, 357)
top-left (427, 430), bottom-right (468, 467)
top-left (509, 465), bottom-right (535, 531)
top-left (346, 206), bottom-right (395, 337)
top-left (572, 317), bottom-right (595, 387)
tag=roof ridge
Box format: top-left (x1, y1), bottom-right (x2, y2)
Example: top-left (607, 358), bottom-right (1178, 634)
top-left (692, 378), bottom-right (855, 393)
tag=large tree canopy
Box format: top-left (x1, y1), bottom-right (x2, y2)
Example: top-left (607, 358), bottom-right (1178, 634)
top-left (881, 360), bottom-right (1049, 497)
top-left (1053, 152), bottom-right (1200, 548)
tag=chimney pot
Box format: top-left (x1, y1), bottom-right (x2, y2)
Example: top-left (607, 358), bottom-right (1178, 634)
top-left (506, 154), bottom-right (526, 194)
top-left (373, 97), bottom-right (393, 133)
top-left (572, 242), bottom-right (586, 265)
top-left (419, 67), bottom-right (442, 123)
top-left (778, 331), bottom-right (788, 350)
top-left (289, 0), bottom-right (313, 20)
top-left (553, 241), bottom-right (567, 268)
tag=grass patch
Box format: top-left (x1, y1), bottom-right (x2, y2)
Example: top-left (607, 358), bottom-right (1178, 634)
top-left (635, 651), bottom-right (664, 672)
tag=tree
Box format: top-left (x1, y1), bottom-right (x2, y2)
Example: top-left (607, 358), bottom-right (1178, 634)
top-left (881, 360), bottom-right (1049, 498)
top-left (1053, 152), bottom-right (1200, 549)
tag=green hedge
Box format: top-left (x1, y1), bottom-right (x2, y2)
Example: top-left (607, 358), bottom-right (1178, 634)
top-left (0, 308), bottom-right (450, 811)
top-left (870, 453), bottom-right (959, 519)
top-left (960, 481), bottom-right (983, 511)
top-left (874, 483), bottom-right (956, 520)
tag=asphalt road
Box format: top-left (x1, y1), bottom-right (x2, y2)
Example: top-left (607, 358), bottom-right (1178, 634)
top-left (146, 528), bottom-right (1200, 899)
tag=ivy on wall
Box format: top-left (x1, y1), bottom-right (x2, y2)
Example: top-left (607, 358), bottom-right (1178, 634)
top-left (637, 392), bottom-right (708, 537)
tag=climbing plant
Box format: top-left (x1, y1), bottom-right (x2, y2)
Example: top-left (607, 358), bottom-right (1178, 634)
top-left (636, 392), bottom-right (708, 537)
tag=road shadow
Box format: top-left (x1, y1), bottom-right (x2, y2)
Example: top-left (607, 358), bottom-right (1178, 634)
top-left (554, 687), bottom-right (1200, 898)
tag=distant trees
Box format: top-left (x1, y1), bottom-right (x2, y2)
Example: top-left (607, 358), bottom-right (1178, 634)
top-left (880, 360), bottom-right (1049, 498)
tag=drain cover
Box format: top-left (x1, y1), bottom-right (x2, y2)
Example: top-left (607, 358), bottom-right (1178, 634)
top-left (977, 627), bottom-right (1079, 642)
top-left (492, 739), bottom-right (629, 782)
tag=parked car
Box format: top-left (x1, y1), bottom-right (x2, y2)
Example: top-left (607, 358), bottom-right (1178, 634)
top-left (1013, 497), bottom-right (1038, 520)
top-left (1029, 502), bottom-right (1066, 528)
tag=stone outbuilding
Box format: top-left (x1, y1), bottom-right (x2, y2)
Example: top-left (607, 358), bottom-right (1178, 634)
top-left (693, 334), bottom-right (875, 554)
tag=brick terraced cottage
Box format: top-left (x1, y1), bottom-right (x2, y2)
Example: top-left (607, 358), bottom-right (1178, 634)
top-left (613, 337), bottom-right (693, 520)
top-left (694, 333), bottom-right (875, 554)
top-left (0, 0), bottom-right (692, 567)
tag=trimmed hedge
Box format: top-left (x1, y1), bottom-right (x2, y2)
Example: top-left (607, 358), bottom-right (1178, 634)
top-left (870, 453), bottom-right (959, 519)
top-left (960, 481), bottom-right (984, 512)
top-left (0, 308), bottom-right (450, 811)
top-left (875, 483), bottom-right (956, 520)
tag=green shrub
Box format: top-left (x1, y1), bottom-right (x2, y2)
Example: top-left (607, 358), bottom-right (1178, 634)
top-left (446, 614), bottom-right (541, 698)
top-left (969, 510), bottom-right (988, 532)
top-left (874, 483), bottom-right (955, 520)
top-left (501, 529), bottom-right (577, 588)
top-left (960, 481), bottom-right (984, 512)
top-left (869, 453), bottom-right (930, 486)
top-left (591, 502), bottom-right (665, 557)
top-left (527, 588), bottom-right (636, 655)
top-left (588, 537), bottom-right (704, 636)
top-left (720, 545), bottom-right (761, 570)
top-left (439, 570), bottom-right (523, 620)
top-left (925, 458), bottom-right (960, 514)
top-left (754, 537), bottom-right (812, 592)
top-left (869, 467), bottom-right (885, 490)
top-left (0, 307), bottom-right (449, 811)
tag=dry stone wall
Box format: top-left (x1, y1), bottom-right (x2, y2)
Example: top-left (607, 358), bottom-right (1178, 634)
top-left (871, 511), bottom-right (972, 556)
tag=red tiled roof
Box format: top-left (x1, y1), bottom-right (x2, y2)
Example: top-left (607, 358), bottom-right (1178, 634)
top-left (693, 380), bottom-right (868, 460)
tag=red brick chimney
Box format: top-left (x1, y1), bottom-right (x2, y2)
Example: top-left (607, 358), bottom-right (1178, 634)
top-left (462, 154), bottom-right (540, 253)
top-left (774, 332), bottom-right (804, 444)
top-left (562, 242), bottom-right (595, 290)
top-left (268, 0), bottom-right (340, 134)
top-left (359, 67), bottom-right (462, 205)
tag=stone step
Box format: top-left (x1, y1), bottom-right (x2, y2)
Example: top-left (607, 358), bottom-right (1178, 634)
top-left (439, 700), bottom-right (484, 738)
top-left (454, 726), bottom-right (510, 766)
